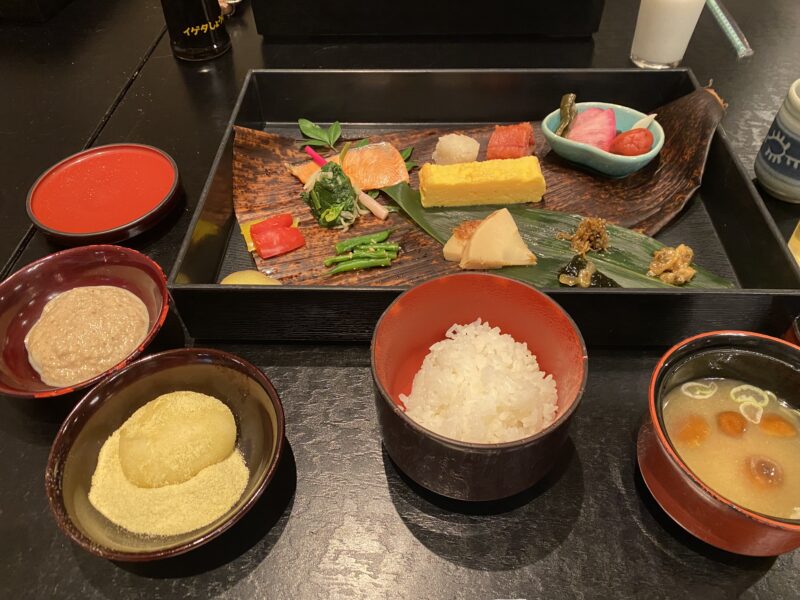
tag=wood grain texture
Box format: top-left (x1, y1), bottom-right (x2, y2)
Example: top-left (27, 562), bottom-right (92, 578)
top-left (233, 89), bottom-right (724, 286)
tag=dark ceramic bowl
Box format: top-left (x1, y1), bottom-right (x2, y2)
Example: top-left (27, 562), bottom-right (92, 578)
top-left (27, 144), bottom-right (181, 246)
top-left (638, 330), bottom-right (800, 556)
top-left (371, 273), bottom-right (587, 502)
top-left (45, 348), bottom-right (286, 561)
top-left (0, 245), bottom-right (169, 398)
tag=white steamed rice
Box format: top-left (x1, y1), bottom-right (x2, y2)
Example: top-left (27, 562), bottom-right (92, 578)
top-left (400, 319), bottom-right (558, 444)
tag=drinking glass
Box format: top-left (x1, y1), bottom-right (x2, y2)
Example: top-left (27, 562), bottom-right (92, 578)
top-left (630, 0), bottom-right (706, 69)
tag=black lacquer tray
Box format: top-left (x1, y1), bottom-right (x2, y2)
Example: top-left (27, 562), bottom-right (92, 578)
top-left (169, 69), bottom-right (800, 344)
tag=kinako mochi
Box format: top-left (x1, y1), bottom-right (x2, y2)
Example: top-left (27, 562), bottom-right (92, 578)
top-left (443, 208), bottom-right (537, 270)
top-left (419, 156), bottom-right (546, 208)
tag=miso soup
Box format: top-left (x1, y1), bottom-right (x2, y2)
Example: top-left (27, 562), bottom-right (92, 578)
top-left (662, 378), bottom-right (800, 520)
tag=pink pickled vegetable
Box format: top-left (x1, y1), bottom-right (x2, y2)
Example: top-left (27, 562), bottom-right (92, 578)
top-left (566, 108), bottom-right (617, 152)
top-left (304, 145), bottom-right (328, 167)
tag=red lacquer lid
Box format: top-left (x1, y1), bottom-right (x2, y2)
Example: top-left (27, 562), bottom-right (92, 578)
top-left (27, 144), bottom-right (180, 245)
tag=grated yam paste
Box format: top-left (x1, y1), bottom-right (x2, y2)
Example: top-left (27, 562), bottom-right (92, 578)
top-left (89, 430), bottom-right (248, 537)
top-left (25, 286), bottom-right (149, 387)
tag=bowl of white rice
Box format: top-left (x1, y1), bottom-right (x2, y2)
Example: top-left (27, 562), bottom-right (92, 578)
top-left (371, 273), bottom-right (587, 501)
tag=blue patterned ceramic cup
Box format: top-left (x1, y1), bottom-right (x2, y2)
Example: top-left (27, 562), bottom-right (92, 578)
top-left (755, 79), bottom-right (800, 203)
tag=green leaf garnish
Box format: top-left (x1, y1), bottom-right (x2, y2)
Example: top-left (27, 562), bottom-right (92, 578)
top-left (328, 121), bottom-right (342, 148)
top-left (298, 118), bottom-right (327, 140)
top-left (297, 139), bottom-right (332, 148)
top-left (399, 147), bottom-right (417, 172)
top-left (298, 118), bottom-right (342, 152)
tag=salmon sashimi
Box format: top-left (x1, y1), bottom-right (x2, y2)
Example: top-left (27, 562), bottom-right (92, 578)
top-left (287, 142), bottom-right (409, 190)
top-left (486, 122), bottom-right (535, 160)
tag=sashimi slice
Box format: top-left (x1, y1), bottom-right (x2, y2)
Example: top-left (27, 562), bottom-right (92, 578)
top-left (287, 142), bottom-right (409, 190)
top-left (565, 108), bottom-right (616, 152)
top-left (486, 122), bottom-right (535, 160)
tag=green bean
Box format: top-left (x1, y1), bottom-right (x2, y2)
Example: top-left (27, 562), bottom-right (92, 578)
top-left (355, 242), bottom-right (399, 253)
top-left (323, 253), bottom-right (354, 267)
top-left (334, 229), bottom-right (391, 254)
top-left (327, 257), bottom-right (392, 275)
top-left (352, 249), bottom-right (396, 260)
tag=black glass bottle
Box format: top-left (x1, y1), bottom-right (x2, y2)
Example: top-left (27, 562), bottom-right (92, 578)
top-left (160, 0), bottom-right (231, 61)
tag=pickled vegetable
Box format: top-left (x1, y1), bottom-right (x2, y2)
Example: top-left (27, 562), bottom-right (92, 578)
top-left (220, 270), bottom-right (281, 285)
top-left (555, 93), bottom-right (577, 137)
top-left (609, 128), bottom-right (654, 156)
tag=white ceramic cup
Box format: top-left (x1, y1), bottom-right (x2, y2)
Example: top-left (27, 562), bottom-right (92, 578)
top-left (755, 79), bottom-right (800, 203)
top-left (630, 0), bottom-right (706, 69)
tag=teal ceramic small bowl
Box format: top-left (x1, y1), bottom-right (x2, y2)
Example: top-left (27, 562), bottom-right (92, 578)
top-left (542, 102), bottom-right (665, 178)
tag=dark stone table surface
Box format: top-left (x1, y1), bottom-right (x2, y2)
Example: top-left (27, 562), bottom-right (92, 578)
top-left (1, 1), bottom-right (800, 598)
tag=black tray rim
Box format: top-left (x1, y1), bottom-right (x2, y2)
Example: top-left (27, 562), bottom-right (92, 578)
top-left (167, 67), bottom-right (800, 296)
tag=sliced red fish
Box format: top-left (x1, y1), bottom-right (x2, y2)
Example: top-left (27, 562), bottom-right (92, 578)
top-left (486, 122), bottom-right (535, 160)
top-left (287, 142), bottom-right (409, 190)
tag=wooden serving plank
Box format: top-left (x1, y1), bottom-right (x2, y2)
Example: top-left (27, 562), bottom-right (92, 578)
top-left (232, 90), bottom-right (722, 286)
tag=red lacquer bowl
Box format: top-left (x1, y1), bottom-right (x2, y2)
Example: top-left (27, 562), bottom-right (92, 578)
top-left (0, 245), bottom-right (169, 398)
top-left (371, 273), bottom-right (587, 501)
top-left (638, 330), bottom-right (800, 556)
top-left (27, 144), bottom-right (180, 246)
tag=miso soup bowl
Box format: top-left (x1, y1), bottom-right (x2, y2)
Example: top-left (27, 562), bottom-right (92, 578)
top-left (371, 273), bottom-right (587, 502)
top-left (638, 330), bottom-right (800, 556)
top-left (45, 348), bottom-right (286, 561)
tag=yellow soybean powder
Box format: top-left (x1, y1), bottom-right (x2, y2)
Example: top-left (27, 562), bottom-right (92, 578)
top-left (88, 393), bottom-right (249, 537)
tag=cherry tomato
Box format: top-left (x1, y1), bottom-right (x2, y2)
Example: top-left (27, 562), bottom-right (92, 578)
top-left (609, 128), bottom-right (654, 156)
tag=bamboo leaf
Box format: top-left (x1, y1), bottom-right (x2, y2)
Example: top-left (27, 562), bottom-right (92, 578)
top-left (381, 183), bottom-right (733, 290)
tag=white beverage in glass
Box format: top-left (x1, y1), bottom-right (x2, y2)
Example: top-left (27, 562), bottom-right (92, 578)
top-left (630, 0), bottom-right (706, 69)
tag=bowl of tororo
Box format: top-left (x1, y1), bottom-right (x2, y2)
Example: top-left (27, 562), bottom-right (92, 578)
top-left (45, 348), bottom-right (285, 561)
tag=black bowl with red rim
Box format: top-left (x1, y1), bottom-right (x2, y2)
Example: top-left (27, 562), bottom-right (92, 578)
top-left (0, 245), bottom-right (169, 398)
top-left (371, 273), bottom-right (588, 502)
top-left (27, 143), bottom-right (181, 245)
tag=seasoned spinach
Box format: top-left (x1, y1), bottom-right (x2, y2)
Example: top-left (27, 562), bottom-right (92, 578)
top-left (302, 163), bottom-right (359, 229)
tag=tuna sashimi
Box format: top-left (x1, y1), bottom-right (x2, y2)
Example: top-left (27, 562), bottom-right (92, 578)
top-left (566, 108), bottom-right (617, 152)
top-left (486, 122), bottom-right (535, 160)
top-left (287, 142), bottom-right (409, 190)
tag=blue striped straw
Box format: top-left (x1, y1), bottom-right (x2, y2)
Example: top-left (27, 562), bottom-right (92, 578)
top-left (705, 0), bottom-right (754, 59)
